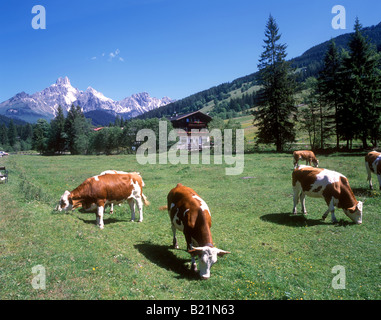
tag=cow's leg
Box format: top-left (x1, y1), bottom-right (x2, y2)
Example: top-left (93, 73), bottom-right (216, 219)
top-left (128, 199), bottom-right (136, 222)
top-left (365, 162), bottom-right (373, 189)
top-left (135, 197), bottom-right (143, 222)
top-left (171, 224), bottom-right (179, 249)
top-left (322, 198), bottom-right (337, 223)
top-left (293, 186), bottom-right (301, 214)
top-left (377, 174), bottom-right (381, 190)
top-left (300, 192), bottom-right (307, 215)
top-left (109, 203), bottom-right (114, 214)
top-left (187, 244), bottom-right (197, 272)
top-left (97, 206), bottom-right (105, 229)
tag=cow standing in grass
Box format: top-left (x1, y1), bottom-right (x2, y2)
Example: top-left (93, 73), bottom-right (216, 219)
top-left (163, 183), bottom-right (230, 279)
top-left (365, 151), bottom-right (381, 190)
top-left (292, 166), bottom-right (363, 224)
top-left (57, 171), bottom-right (149, 229)
top-left (293, 150), bottom-right (319, 168)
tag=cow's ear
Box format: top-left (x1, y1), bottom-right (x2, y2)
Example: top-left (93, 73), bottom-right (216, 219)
top-left (216, 249), bottom-right (231, 257)
top-left (347, 204), bottom-right (357, 213)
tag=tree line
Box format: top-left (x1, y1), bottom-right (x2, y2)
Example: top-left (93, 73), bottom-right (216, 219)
top-left (1, 105), bottom-right (174, 155)
top-left (253, 15), bottom-right (381, 152)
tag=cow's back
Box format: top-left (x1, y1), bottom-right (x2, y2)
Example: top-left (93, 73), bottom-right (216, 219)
top-left (168, 183), bottom-right (211, 229)
top-left (72, 173), bottom-right (141, 203)
top-left (365, 151), bottom-right (381, 174)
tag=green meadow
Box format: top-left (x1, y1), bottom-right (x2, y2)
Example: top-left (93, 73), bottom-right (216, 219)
top-left (0, 152), bottom-right (380, 300)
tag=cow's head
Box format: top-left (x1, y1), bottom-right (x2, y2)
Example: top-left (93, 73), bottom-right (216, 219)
top-left (343, 201), bottom-right (363, 224)
top-left (56, 190), bottom-right (73, 212)
top-left (189, 246), bottom-right (230, 279)
top-left (313, 159), bottom-right (319, 167)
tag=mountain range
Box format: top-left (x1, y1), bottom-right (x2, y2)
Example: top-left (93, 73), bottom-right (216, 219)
top-left (0, 76), bottom-right (174, 124)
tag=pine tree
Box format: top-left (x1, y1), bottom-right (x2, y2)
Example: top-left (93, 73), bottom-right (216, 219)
top-left (64, 105), bottom-right (91, 154)
top-left (8, 119), bottom-right (17, 147)
top-left (48, 105), bottom-right (66, 153)
top-left (0, 124), bottom-right (8, 146)
top-left (341, 18), bottom-right (381, 149)
top-left (318, 40), bottom-right (342, 149)
top-left (253, 15), bottom-right (297, 152)
top-left (32, 119), bottom-right (50, 154)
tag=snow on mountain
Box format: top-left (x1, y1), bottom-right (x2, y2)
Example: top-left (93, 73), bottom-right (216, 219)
top-left (0, 77), bottom-right (175, 122)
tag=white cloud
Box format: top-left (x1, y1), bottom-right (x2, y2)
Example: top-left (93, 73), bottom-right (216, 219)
top-left (108, 49), bottom-right (122, 61)
top-left (91, 49), bottom-right (124, 62)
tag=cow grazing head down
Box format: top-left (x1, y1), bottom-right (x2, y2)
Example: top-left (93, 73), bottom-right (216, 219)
top-left (56, 171), bottom-right (149, 229)
top-left (57, 190), bottom-right (72, 212)
top-left (342, 201), bottom-right (363, 224)
top-left (166, 183), bottom-right (230, 279)
top-left (292, 166), bottom-right (363, 224)
top-left (188, 246), bottom-right (230, 279)
top-left (293, 150), bottom-right (319, 168)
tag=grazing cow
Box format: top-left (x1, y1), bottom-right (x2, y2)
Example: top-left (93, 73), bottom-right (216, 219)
top-left (57, 171), bottom-right (149, 229)
top-left (365, 151), bottom-right (381, 190)
top-left (293, 150), bottom-right (319, 168)
top-left (164, 183), bottom-right (230, 279)
top-left (292, 166), bottom-right (363, 224)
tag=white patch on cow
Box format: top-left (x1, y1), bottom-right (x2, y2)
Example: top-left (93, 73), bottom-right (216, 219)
top-left (372, 156), bottom-right (381, 173)
top-left (57, 190), bottom-right (72, 211)
top-left (304, 168), bottom-right (344, 198)
top-left (93, 175), bottom-right (100, 181)
top-left (191, 247), bottom-right (230, 279)
top-left (130, 179), bottom-right (141, 199)
top-left (192, 195), bottom-right (211, 215)
top-left (172, 207), bottom-right (184, 231)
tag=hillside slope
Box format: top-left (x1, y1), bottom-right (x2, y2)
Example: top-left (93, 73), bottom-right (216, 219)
top-left (139, 22), bottom-right (381, 120)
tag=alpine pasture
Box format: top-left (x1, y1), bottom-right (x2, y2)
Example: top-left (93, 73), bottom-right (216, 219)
top-left (0, 152), bottom-right (380, 300)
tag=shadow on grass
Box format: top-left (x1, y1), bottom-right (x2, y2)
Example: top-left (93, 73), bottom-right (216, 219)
top-left (260, 212), bottom-right (355, 227)
top-left (134, 241), bottom-right (199, 280)
top-left (351, 187), bottom-right (378, 198)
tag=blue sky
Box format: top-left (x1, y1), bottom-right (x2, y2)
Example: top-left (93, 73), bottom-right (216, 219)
top-left (1, 0), bottom-right (381, 102)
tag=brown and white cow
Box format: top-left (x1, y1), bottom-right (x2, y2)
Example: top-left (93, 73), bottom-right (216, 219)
top-left (365, 151), bottom-right (381, 190)
top-left (293, 150), bottom-right (319, 168)
top-left (57, 171), bottom-right (149, 229)
top-left (164, 183), bottom-right (230, 279)
top-left (292, 166), bottom-right (363, 224)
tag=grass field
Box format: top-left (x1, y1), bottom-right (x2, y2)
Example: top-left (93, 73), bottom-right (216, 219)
top-left (0, 152), bottom-right (380, 300)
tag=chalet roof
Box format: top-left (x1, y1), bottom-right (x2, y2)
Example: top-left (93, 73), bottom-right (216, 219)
top-left (168, 110), bottom-right (212, 122)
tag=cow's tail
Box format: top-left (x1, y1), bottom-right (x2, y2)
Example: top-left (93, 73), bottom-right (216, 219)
top-left (142, 193), bottom-right (150, 206)
top-left (159, 205), bottom-right (168, 211)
